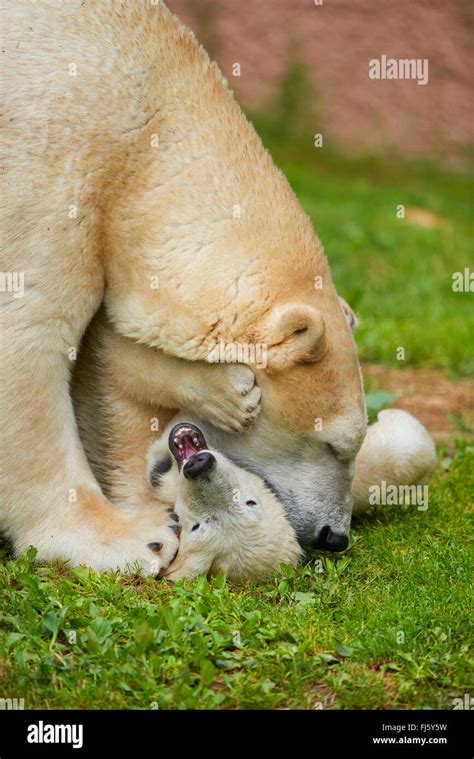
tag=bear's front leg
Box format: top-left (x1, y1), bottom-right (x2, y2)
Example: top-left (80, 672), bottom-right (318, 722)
top-left (1, 303), bottom-right (180, 576)
top-left (100, 318), bottom-right (262, 433)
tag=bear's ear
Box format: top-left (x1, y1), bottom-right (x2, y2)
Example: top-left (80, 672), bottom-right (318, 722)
top-left (338, 296), bottom-right (359, 330)
top-left (259, 304), bottom-right (326, 370)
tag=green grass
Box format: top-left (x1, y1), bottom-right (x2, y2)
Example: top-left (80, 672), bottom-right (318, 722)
top-left (1, 131), bottom-right (472, 709)
top-left (0, 442), bottom-right (472, 709)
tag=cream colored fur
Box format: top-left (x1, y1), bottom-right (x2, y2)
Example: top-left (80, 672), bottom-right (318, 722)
top-left (2, 1), bottom-right (367, 571)
top-left (352, 409), bottom-right (437, 514)
top-left (71, 307), bottom-right (435, 581)
top-left (142, 409), bottom-right (436, 581)
top-left (146, 418), bottom-right (302, 581)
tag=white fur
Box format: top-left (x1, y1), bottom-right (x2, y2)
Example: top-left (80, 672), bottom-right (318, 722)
top-left (352, 409), bottom-right (437, 514)
top-left (146, 409), bottom-right (436, 580)
top-left (2, 1), bottom-right (366, 568)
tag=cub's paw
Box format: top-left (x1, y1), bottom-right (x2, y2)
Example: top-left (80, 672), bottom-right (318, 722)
top-left (129, 510), bottom-right (181, 577)
top-left (187, 363), bottom-right (261, 432)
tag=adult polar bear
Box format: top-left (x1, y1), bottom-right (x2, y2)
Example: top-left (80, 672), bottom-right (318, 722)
top-left (1, 1), bottom-right (366, 573)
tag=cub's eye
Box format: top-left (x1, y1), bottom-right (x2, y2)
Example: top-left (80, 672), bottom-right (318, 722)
top-left (149, 455), bottom-right (172, 488)
top-left (245, 499), bottom-right (257, 507)
top-left (191, 523), bottom-right (200, 531)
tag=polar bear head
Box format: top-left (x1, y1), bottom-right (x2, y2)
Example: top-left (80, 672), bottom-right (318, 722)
top-left (147, 420), bottom-right (302, 581)
top-left (199, 296), bottom-right (367, 552)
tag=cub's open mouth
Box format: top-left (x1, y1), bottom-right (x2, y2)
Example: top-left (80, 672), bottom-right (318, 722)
top-left (168, 423), bottom-right (208, 469)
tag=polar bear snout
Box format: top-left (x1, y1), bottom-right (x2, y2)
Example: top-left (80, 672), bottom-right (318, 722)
top-left (313, 525), bottom-right (349, 552)
top-left (183, 451), bottom-right (216, 480)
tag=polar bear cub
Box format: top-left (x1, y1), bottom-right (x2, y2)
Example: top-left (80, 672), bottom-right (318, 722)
top-left (147, 420), bottom-right (302, 581)
top-left (147, 409), bottom-right (436, 581)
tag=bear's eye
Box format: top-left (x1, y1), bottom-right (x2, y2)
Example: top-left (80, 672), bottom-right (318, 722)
top-left (245, 499), bottom-right (257, 507)
top-left (191, 523), bottom-right (200, 531)
top-left (327, 443), bottom-right (346, 462)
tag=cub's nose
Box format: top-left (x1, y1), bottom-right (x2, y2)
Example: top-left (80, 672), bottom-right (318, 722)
top-left (183, 451), bottom-right (216, 480)
top-left (314, 525), bottom-right (349, 552)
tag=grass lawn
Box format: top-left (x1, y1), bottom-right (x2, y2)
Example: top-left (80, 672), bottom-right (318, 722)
top-left (1, 131), bottom-right (472, 710)
top-left (0, 444), bottom-right (472, 709)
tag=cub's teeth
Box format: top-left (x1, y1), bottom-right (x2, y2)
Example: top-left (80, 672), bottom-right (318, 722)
top-left (192, 437), bottom-right (199, 445)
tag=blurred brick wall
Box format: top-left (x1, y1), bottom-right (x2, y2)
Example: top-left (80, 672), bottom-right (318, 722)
top-left (166, 0), bottom-right (473, 162)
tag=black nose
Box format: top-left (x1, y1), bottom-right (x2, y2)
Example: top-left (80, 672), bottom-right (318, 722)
top-left (313, 525), bottom-right (349, 552)
top-left (183, 451), bottom-right (216, 480)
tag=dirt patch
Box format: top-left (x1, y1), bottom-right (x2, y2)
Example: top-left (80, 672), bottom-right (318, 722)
top-left (404, 208), bottom-right (447, 229)
top-left (363, 364), bottom-right (474, 443)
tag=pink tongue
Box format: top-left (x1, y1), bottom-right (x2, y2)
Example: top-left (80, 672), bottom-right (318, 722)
top-left (182, 436), bottom-right (201, 460)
